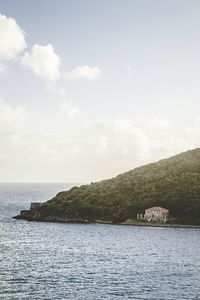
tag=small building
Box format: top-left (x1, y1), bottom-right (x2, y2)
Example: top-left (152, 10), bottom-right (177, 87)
top-left (20, 210), bottom-right (29, 215)
top-left (30, 202), bottom-right (42, 210)
top-left (144, 206), bottom-right (169, 222)
top-left (137, 213), bottom-right (143, 220)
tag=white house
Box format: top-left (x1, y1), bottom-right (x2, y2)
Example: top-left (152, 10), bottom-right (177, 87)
top-left (144, 206), bottom-right (169, 222)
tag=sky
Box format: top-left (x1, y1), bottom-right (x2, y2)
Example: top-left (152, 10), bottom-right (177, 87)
top-left (0, 0), bottom-right (200, 182)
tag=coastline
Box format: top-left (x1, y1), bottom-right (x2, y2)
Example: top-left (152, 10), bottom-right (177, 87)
top-left (83, 220), bottom-right (200, 229)
top-left (118, 221), bottom-right (200, 229)
top-left (13, 215), bottom-right (200, 229)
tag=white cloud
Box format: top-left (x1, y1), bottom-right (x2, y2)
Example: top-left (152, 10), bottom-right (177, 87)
top-left (125, 65), bottom-right (133, 72)
top-left (0, 100), bottom-right (199, 182)
top-left (65, 65), bottom-right (101, 80)
top-left (60, 101), bottom-right (80, 119)
top-left (21, 44), bottom-right (60, 83)
top-left (0, 100), bottom-right (29, 131)
top-left (47, 85), bottom-right (66, 97)
top-left (0, 14), bottom-right (26, 60)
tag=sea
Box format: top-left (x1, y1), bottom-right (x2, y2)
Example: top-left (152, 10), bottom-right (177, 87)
top-left (0, 183), bottom-right (200, 300)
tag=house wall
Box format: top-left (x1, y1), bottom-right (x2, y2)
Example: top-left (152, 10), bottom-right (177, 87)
top-left (144, 211), bottom-right (168, 222)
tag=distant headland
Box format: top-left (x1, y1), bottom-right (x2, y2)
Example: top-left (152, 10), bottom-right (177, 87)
top-left (14, 148), bottom-right (200, 227)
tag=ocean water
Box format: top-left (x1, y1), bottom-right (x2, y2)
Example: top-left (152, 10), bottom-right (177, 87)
top-left (0, 183), bottom-right (200, 300)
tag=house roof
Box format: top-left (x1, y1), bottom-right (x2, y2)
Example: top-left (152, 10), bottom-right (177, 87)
top-left (145, 206), bottom-right (169, 212)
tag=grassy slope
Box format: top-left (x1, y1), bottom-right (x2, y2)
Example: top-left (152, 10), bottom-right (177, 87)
top-left (23, 148), bottom-right (200, 224)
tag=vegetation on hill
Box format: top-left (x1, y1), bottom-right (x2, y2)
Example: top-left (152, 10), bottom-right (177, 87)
top-left (16, 148), bottom-right (200, 225)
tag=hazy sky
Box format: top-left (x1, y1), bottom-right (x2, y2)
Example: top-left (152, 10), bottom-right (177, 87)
top-left (0, 0), bottom-right (200, 182)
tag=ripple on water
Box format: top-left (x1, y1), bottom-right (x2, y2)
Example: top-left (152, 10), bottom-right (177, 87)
top-left (0, 184), bottom-right (200, 300)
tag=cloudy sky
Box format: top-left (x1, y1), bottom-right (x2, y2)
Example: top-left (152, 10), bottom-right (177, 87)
top-left (0, 0), bottom-right (200, 182)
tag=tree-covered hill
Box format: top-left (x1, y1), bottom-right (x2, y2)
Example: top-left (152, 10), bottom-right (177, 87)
top-left (16, 148), bottom-right (200, 225)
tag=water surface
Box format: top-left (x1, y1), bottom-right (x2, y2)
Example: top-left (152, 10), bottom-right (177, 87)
top-left (0, 183), bottom-right (200, 299)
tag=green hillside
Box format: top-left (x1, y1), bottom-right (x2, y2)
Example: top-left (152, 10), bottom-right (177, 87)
top-left (16, 148), bottom-right (200, 225)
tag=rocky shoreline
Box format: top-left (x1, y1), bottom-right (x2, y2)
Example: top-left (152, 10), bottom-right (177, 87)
top-left (13, 213), bottom-right (200, 229)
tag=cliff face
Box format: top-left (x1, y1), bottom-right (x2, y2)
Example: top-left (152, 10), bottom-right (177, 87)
top-left (14, 148), bottom-right (200, 225)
